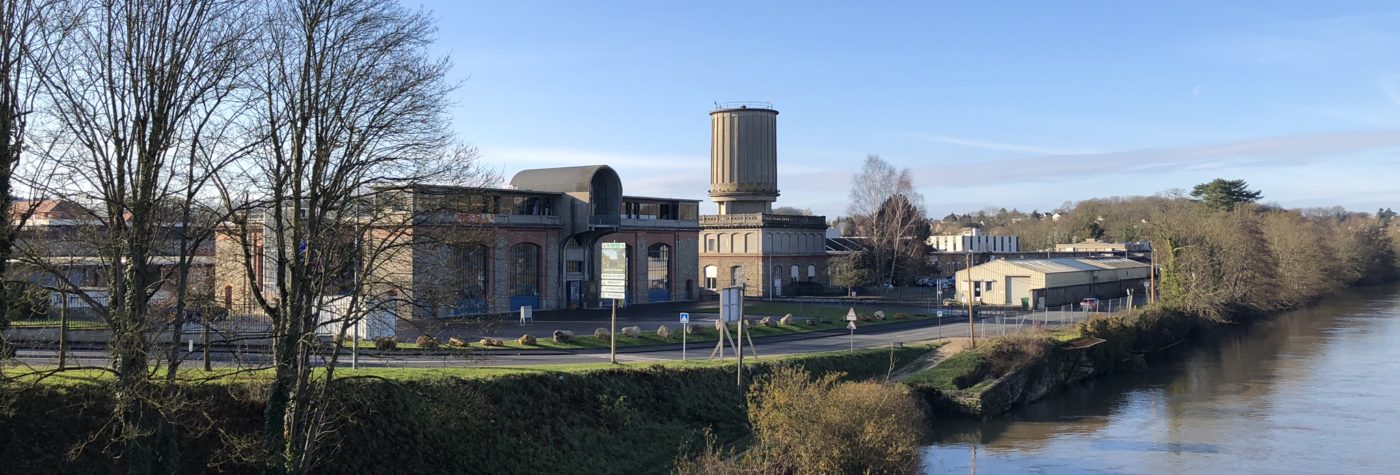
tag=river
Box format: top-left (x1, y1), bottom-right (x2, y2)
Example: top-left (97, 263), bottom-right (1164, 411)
top-left (921, 284), bottom-right (1400, 474)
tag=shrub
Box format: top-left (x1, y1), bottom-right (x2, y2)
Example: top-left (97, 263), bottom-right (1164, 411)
top-left (655, 325), bottom-right (670, 338)
top-left (983, 333), bottom-right (1056, 378)
top-left (677, 367), bottom-right (925, 474)
top-left (552, 330), bottom-right (574, 343)
top-left (373, 336), bottom-right (397, 350)
top-left (415, 335), bottom-right (440, 349)
top-left (517, 334), bottom-right (537, 346)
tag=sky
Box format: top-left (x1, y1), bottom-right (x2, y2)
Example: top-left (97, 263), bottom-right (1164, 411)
top-left (418, 0), bottom-right (1400, 218)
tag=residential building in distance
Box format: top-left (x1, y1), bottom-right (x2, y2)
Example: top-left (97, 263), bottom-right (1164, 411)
top-left (927, 227), bottom-right (1019, 253)
top-left (1054, 239), bottom-right (1152, 254)
top-left (954, 257), bottom-right (1149, 308)
top-left (214, 165), bottom-right (700, 318)
top-left (698, 103), bottom-right (829, 297)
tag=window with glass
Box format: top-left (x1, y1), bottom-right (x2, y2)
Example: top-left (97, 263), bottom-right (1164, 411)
top-left (807, 265), bottom-right (816, 282)
top-left (704, 265), bottom-right (718, 289)
top-left (790, 265), bottom-right (800, 283)
top-left (730, 265), bottom-right (744, 286)
top-left (510, 243), bottom-right (539, 296)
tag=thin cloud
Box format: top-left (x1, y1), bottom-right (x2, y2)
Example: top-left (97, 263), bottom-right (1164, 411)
top-left (911, 129), bottom-right (1400, 188)
top-left (915, 134), bottom-right (1097, 155)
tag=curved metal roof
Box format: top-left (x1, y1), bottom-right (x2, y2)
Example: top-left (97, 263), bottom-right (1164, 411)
top-left (509, 165), bottom-right (619, 193)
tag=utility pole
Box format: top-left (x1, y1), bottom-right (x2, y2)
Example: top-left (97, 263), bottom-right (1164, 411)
top-left (966, 252), bottom-right (976, 349)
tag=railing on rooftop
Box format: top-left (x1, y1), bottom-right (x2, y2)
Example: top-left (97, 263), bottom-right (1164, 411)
top-left (699, 213), bottom-right (825, 228)
top-left (712, 101), bottom-right (774, 111)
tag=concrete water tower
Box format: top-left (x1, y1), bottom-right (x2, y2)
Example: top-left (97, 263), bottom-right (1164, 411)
top-left (709, 102), bottom-right (779, 215)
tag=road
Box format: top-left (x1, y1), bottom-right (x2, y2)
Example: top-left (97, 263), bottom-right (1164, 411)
top-left (11, 308), bottom-right (1100, 369)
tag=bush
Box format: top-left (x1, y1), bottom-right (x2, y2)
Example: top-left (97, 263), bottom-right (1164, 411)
top-left (678, 366), bottom-right (925, 474)
top-left (373, 336), bottom-right (397, 350)
top-left (983, 333), bottom-right (1056, 379)
top-left (415, 335), bottom-right (440, 349)
top-left (655, 325), bottom-right (670, 338)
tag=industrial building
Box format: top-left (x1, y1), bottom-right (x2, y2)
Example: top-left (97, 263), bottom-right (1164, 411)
top-left (698, 103), bottom-right (829, 297)
top-left (1054, 239), bottom-right (1152, 254)
top-left (954, 257), bottom-right (1149, 308)
top-left (214, 165), bottom-right (700, 318)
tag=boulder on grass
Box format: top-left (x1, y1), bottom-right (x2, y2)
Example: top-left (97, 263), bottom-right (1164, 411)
top-left (779, 314), bottom-right (794, 326)
top-left (873, 311), bottom-right (886, 320)
top-left (415, 335), bottom-right (440, 349)
top-left (621, 326), bottom-right (641, 338)
top-left (552, 330), bottom-right (574, 343)
top-left (684, 323), bottom-right (700, 335)
top-left (447, 337), bottom-right (468, 348)
top-left (479, 338), bottom-right (504, 347)
top-left (758, 316), bottom-right (772, 327)
top-left (804, 319), bottom-right (817, 326)
top-left (656, 325), bottom-right (671, 338)
top-left (518, 334), bottom-right (537, 346)
top-left (594, 328), bottom-right (610, 339)
top-left (372, 336), bottom-right (397, 350)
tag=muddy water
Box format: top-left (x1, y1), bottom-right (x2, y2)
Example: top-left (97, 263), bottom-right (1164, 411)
top-left (921, 284), bottom-right (1400, 474)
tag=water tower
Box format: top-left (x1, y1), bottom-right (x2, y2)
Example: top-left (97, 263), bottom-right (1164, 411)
top-left (709, 102), bottom-right (779, 215)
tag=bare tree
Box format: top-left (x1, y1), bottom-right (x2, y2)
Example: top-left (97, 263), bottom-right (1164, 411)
top-left (220, 0), bottom-right (488, 471)
top-left (25, 0), bottom-right (252, 469)
top-left (846, 155), bottom-right (927, 285)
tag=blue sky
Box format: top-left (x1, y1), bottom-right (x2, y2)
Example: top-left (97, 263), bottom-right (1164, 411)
top-left (421, 1), bottom-right (1400, 217)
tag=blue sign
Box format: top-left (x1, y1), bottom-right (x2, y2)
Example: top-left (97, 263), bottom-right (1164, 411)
top-left (679, 312), bottom-right (690, 323)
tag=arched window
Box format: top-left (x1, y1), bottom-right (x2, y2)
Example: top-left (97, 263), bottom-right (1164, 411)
top-left (647, 243), bottom-right (672, 302)
top-left (807, 265), bottom-right (816, 282)
top-left (704, 265), bottom-right (718, 289)
top-left (790, 265), bottom-right (799, 283)
top-left (730, 265), bottom-right (744, 286)
top-left (509, 243), bottom-right (539, 297)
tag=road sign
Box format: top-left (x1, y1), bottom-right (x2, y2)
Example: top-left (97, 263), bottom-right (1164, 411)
top-left (845, 308), bottom-right (858, 321)
top-left (600, 242), bottom-right (627, 300)
top-left (679, 312), bottom-right (690, 323)
top-left (846, 321), bottom-right (856, 330)
top-left (936, 310), bottom-right (944, 317)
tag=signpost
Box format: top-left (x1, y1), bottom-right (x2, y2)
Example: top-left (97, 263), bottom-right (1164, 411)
top-left (846, 308), bottom-right (858, 353)
top-left (601, 242), bottom-right (627, 364)
top-left (679, 312), bottom-right (690, 361)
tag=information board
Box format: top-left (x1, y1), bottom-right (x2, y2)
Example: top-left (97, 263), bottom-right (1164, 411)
top-left (600, 242), bottom-right (627, 300)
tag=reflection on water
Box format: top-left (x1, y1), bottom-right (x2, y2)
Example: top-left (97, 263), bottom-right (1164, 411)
top-left (922, 284), bottom-right (1400, 474)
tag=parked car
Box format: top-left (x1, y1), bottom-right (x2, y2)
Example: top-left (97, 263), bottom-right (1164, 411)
top-left (1080, 297), bottom-right (1100, 311)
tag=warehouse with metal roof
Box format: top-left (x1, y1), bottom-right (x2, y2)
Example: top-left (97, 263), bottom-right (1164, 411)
top-left (954, 257), bottom-right (1150, 308)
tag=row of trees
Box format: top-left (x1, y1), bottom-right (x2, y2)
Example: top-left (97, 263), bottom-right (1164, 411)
top-left (963, 179), bottom-right (1399, 319)
top-left (0, 0), bottom-right (488, 473)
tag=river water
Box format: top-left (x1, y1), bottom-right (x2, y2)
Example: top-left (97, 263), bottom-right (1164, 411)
top-left (921, 284), bottom-right (1400, 474)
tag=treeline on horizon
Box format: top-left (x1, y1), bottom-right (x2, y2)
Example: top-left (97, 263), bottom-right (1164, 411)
top-left (940, 179), bottom-right (1400, 321)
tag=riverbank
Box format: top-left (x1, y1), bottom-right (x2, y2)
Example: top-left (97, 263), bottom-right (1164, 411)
top-left (905, 302), bottom-right (1260, 418)
top-left (0, 345), bottom-right (933, 473)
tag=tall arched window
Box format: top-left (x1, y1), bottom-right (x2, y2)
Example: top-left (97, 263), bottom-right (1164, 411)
top-left (509, 243), bottom-right (540, 311)
top-left (790, 265), bottom-right (800, 283)
top-left (807, 265), bottom-right (816, 282)
top-left (704, 265), bottom-right (718, 289)
top-left (730, 265), bottom-right (744, 286)
top-left (647, 243), bottom-right (671, 302)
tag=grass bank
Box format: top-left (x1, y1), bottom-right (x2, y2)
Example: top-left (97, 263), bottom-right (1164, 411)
top-left (0, 345), bottom-right (933, 474)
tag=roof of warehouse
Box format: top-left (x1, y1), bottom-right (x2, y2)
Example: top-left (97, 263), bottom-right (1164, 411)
top-left (989, 257), bottom-right (1148, 274)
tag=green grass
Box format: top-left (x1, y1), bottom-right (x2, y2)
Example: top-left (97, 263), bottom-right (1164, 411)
top-left (7, 319), bottom-right (109, 330)
top-left (4, 346), bottom-right (922, 386)
top-left (901, 348), bottom-right (986, 391)
top-left (365, 311), bottom-right (935, 352)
